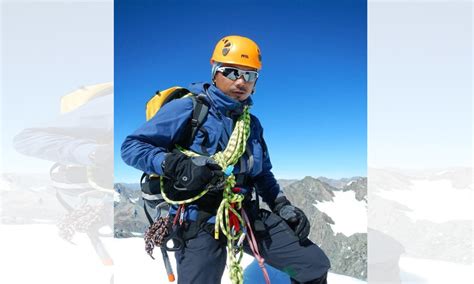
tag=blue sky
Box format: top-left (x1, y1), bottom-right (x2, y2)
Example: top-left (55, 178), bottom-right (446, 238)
top-left (115, 0), bottom-right (367, 182)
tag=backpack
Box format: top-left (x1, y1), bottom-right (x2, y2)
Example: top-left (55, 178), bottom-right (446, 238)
top-left (140, 86), bottom-right (210, 224)
top-left (60, 82), bottom-right (113, 114)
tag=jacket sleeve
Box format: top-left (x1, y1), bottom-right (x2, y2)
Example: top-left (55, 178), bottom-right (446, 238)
top-left (250, 117), bottom-right (285, 208)
top-left (120, 98), bottom-right (194, 175)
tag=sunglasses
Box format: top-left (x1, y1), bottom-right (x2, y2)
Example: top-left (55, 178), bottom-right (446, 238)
top-left (216, 66), bottom-right (259, 82)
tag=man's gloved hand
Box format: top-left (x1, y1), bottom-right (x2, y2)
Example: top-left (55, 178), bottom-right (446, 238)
top-left (271, 196), bottom-right (310, 240)
top-left (162, 151), bottom-right (223, 192)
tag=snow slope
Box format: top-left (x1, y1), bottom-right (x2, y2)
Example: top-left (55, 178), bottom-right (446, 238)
top-left (377, 179), bottom-right (472, 223)
top-left (112, 236), bottom-right (365, 284)
top-left (0, 224), bottom-right (113, 284)
top-left (0, 224), bottom-right (365, 284)
top-left (314, 190), bottom-right (367, 236)
top-left (5, 224), bottom-right (472, 283)
top-left (399, 255), bottom-right (474, 283)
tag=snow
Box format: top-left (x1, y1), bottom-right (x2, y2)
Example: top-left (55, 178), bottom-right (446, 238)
top-left (4, 224), bottom-right (474, 284)
top-left (0, 224), bottom-right (113, 284)
top-left (114, 191), bottom-right (121, 203)
top-left (399, 255), bottom-right (474, 283)
top-left (111, 236), bottom-right (367, 284)
top-left (314, 190), bottom-right (367, 236)
top-left (29, 185), bottom-right (48, 192)
top-left (435, 170), bottom-right (453, 176)
top-left (0, 177), bottom-right (12, 192)
top-left (329, 273), bottom-right (366, 283)
top-left (110, 236), bottom-right (366, 284)
top-left (376, 179), bottom-right (472, 223)
top-left (0, 224), bottom-right (366, 283)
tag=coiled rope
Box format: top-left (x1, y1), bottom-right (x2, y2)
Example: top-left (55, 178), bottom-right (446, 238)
top-left (161, 105), bottom-right (251, 284)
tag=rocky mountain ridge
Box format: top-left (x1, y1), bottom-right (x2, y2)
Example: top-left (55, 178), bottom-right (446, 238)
top-left (281, 176), bottom-right (367, 279)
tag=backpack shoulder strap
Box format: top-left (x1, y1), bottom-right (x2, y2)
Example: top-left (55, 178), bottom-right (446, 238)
top-left (186, 94), bottom-right (210, 151)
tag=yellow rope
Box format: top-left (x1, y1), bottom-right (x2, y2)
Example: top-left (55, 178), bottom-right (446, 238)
top-left (160, 178), bottom-right (210, 205)
top-left (162, 105), bottom-right (251, 284)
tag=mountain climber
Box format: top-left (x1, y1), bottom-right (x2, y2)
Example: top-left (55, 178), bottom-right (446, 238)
top-left (121, 35), bottom-right (330, 284)
top-left (13, 83), bottom-right (114, 265)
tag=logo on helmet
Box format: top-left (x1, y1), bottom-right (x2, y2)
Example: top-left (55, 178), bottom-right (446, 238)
top-left (241, 54), bottom-right (249, 59)
top-left (222, 39), bottom-right (232, 56)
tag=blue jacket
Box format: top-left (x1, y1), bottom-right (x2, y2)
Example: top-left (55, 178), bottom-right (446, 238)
top-left (121, 82), bottom-right (282, 220)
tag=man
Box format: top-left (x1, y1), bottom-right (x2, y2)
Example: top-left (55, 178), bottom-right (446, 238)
top-left (121, 35), bottom-right (330, 284)
top-left (14, 83), bottom-right (114, 264)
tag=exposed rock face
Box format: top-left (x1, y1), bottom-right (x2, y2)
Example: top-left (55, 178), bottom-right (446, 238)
top-left (343, 177), bottom-right (367, 202)
top-left (281, 176), bottom-right (367, 280)
top-left (114, 183), bottom-right (149, 238)
top-left (284, 176), bottom-right (336, 204)
top-left (276, 179), bottom-right (298, 188)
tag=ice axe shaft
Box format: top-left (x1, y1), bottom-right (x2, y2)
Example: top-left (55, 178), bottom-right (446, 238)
top-left (161, 247), bottom-right (175, 282)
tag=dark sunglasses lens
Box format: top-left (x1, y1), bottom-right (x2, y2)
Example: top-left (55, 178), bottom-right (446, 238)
top-left (244, 72), bottom-right (258, 82)
top-left (222, 68), bottom-right (238, 80)
top-left (221, 68), bottom-right (258, 82)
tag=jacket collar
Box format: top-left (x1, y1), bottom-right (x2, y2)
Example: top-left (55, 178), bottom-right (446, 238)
top-left (188, 82), bottom-right (252, 118)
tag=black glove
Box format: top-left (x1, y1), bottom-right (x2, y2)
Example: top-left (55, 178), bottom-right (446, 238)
top-left (162, 151), bottom-right (223, 192)
top-left (271, 196), bottom-right (310, 240)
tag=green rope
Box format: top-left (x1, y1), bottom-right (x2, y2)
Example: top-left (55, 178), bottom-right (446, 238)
top-left (160, 178), bottom-right (210, 205)
top-left (161, 105), bottom-right (251, 284)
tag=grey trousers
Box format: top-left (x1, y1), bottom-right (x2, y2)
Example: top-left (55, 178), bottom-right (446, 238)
top-left (174, 210), bottom-right (330, 284)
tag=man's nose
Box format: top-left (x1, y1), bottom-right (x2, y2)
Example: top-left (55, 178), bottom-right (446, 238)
top-left (234, 76), bottom-right (246, 86)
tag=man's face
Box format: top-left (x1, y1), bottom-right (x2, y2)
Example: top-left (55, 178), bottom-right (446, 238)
top-left (214, 64), bottom-right (257, 102)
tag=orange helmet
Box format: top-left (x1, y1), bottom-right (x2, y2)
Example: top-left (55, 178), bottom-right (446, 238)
top-left (210, 35), bottom-right (262, 70)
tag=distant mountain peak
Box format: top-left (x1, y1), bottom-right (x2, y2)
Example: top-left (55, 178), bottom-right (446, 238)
top-left (284, 177), bottom-right (335, 203)
top-left (315, 176), bottom-right (365, 190)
